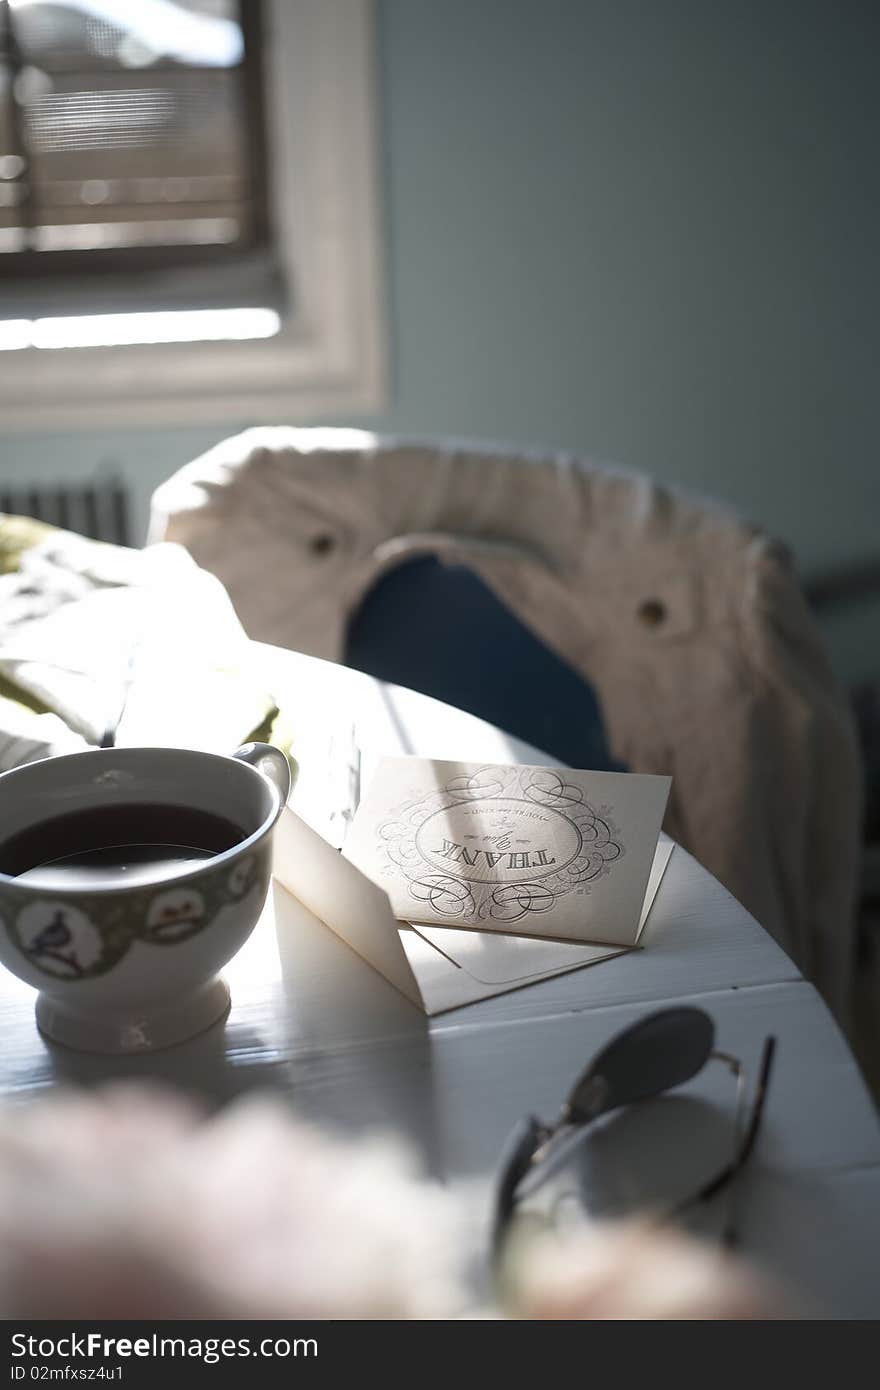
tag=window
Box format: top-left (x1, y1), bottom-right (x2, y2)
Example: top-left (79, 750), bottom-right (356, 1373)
top-left (0, 0), bottom-right (386, 425)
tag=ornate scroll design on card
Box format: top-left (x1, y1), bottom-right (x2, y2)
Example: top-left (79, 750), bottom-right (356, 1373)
top-left (376, 766), bottom-right (624, 924)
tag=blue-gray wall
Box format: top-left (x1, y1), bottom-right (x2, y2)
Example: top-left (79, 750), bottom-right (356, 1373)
top-left (1, 0), bottom-right (877, 678)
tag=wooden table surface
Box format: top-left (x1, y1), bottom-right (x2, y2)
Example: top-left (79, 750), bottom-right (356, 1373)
top-left (0, 645), bottom-right (877, 1317)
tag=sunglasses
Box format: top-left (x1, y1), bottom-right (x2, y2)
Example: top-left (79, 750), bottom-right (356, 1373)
top-left (492, 1006), bottom-right (776, 1260)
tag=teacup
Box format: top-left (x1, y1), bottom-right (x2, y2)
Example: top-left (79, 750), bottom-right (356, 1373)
top-left (0, 743), bottom-right (290, 1054)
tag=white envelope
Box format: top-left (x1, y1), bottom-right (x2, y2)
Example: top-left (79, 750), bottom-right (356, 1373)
top-left (272, 806), bottom-right (673, 1015)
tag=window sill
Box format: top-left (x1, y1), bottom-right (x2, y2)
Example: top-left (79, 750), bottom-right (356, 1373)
top-left (0, 0), bottom-right (386, 431)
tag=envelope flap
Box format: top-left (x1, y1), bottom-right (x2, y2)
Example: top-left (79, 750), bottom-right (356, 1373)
top-left (274, 805), bottom-right (424, 1010)
top-left (412, 925), bottom-right (618, 984)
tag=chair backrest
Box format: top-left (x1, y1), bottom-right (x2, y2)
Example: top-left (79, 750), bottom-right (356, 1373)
top-left (345, 553), bottom-right (619, 771)
top-left (149, 427), bottom-right (861, 1021)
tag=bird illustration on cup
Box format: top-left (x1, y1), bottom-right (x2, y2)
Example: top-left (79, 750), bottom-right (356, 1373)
top-left (14, 901), bottom-right (105, 979)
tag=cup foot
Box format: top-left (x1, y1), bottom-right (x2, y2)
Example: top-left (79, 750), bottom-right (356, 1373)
top-left (35, 976), bottom-right (231, 1054)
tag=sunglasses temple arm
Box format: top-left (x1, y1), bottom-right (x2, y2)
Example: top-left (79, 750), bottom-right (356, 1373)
top-left (670, 1035), bottom-right (777, 1228)
top-left (491, 1114), bottom-right (547, 1264)
top-left (736, 1035), bottom-right (776, 1169)
top-left (720, 1036), bottom-right (777, 1247)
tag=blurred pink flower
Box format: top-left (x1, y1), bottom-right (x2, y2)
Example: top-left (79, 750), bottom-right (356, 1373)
top-left (0, 1084), bottom-right (791, 1320)
top-left (0, 1084), bottom-right (470, 1319)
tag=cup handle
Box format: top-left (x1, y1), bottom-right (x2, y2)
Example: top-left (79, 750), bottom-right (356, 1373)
top-left (233, 742), bottom-right (291, 817)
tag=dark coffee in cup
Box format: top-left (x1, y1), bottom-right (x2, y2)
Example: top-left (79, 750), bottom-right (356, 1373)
top-left (0, 803), bottom-right (247, 889)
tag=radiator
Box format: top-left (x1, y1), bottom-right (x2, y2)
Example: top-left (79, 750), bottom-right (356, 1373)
top-left (0, 476), bottom-right (132, 547)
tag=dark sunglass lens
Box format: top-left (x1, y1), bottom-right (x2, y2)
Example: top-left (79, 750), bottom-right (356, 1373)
top-left (568, 1007), bottom-right (715, 1120)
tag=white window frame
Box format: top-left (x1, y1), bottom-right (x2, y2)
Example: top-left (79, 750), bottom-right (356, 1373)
top-left (0, 0), bottom-right (387, 429)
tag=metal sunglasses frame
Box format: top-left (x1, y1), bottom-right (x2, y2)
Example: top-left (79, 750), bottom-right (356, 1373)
top-left (492, 1005), bottom-right (777, 1261)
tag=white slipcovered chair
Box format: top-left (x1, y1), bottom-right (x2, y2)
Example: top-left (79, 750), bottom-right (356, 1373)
top-left (149, 428), bottom-right (861, 1022)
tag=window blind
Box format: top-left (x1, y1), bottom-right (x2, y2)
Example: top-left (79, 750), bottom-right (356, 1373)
top-left (0, 0), bottom-right (282, 316)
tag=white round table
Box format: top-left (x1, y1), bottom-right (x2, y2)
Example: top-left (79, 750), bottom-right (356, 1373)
top-left (0, 646), bottom-right (877, 1318)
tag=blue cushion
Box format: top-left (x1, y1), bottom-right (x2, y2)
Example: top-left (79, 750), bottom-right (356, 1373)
top-left (344, 555), bottom-right (621, 771)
